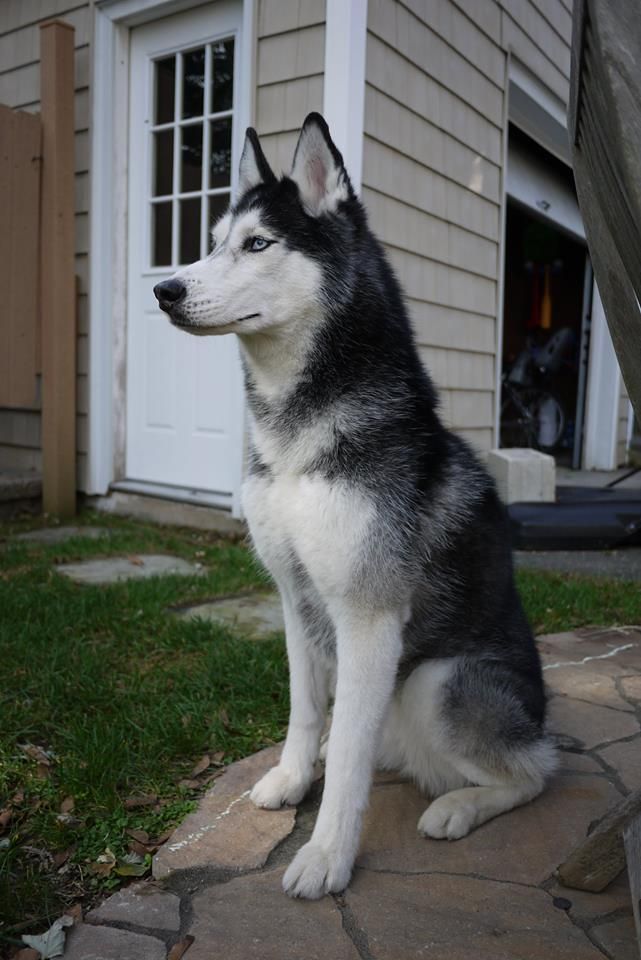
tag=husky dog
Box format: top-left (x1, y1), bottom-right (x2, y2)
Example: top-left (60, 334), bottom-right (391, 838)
top-left (154, 113), bottom-right (556, 900)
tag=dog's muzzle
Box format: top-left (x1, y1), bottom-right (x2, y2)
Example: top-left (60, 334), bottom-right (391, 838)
top-left (153, 279), bottom-right (186, 315)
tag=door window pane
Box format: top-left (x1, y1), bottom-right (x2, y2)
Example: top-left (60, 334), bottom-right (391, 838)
top-left (152, 202), bottom-right (172, 266)
top-left (180, 197), bottom-right (201, 264)
top-left (209, 118), bottom-right (232, 188)
top-left (181, 124), bottom-right (203, 192)
top-left (212, 39), bottom-right (234, 113)
top-left (208, 193), bottom-right (230, 248)
top-left (153, 129), bottom-right (173, 196)
top-left (182, 47), bottom-right (205, 119)
top-left (155, 56), bottom-right (175, 124)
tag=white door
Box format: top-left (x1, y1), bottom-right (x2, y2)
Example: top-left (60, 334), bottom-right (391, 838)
top-left (126, 2), bottom-right (244, 506)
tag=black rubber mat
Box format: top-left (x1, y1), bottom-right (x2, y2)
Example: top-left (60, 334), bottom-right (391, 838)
top-left (509, 487), bottom-right (641, 550)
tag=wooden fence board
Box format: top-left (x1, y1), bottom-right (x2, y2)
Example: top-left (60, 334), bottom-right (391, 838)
top-left (0, 102), bottom-right (41, 409)
top-left (40, 20), bottom-right (76, 517)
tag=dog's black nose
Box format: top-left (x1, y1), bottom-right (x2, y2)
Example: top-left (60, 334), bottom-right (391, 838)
top-left (153, 279), bottom-right (186, 309)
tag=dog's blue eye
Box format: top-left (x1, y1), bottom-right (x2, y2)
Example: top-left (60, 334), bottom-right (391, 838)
top-left (247, 236), bottom-right (271, 252)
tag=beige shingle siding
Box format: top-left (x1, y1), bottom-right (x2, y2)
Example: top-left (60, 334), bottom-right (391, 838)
top-left (0, 0), bottom-right (91, 483)
top-left (255, 0), bottom-right (325, 173)
top-left (364, 0), bottom-right (603, 457)
top-left (365, 0), bottom-right (504, 451)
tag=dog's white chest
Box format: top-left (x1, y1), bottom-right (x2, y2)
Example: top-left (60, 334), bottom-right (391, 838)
top-left (242, 471), bottom-right (374, 596)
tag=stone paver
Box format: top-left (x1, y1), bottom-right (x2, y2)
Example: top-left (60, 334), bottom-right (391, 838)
top-left (547, 695), bottom-right (640, 749)
top-left (177, 591), bottom-right (283, 638)
top-left (186, 869), bottom-right (360, 960)
top-left (345, 872), bottom-right (604, 960)
top-left (153, 745), bottom-right (295, 880)
top-left (55, 554), bottom-right (203, 585)
top-left (621, 674), bottom-right (641, 700)
top-left (544, 664), bottom-right (635, 710)
top-left (538, 627), bottom-right (641, 667)
top-left (548, 868), bottom-right (632, 921)
top-left (598, 739), bottom-right (641, 791)
top-left (87, 883), bottom-right (180, 931)
top-left (84, 629), bottom-right (640, 960)
top-left (557, 750), bottom-right (605, 774)
top-left (15, 525), bottom-right (108, 544)
top-left (591, 915), bottom-right (639, 960)
top-left (357, 774), bottom-right (622, 885)
top-left (62, 924), bottom-right (166, 960)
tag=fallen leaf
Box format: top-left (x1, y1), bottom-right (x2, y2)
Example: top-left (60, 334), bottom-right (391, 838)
top-left (115, 861), bottom-right (149, 877)
top-left (0, 808), bottom-right (11, 831)
top-left (53, 846), bottom-right (75, 869)
top-left (127, 555), bottom-right (145, 567)
top-left (20, 744), bottom-right (53, 766)
top-left (202, 768), bottom-right (225, 786)
top-left (114, 852), bottom-right (149, 877)
top-left (219, 708), bottom-right (230, 728)
top-left (191, 754), bottom-right (211, 778)
top-left (177, 778), bottom-right (201, 790)
top-left (55, 813), bottom-right (82, 829)
top-left (97, 847), bottom-right (116, 863)
top-left (127, 828), bottom-right (149, 844)
top-left (89, 847), bottom-right (116, 877)
top-left (64, 902), bottom-right (83, 924)
top-left (127, 828), bottom-right (159, 856)
top-left (124, 793), bottom-right (157, 810)
top-left (129, 839), bottom-right (157, 857)
top-left (36, 763), bottom-right (51, 780)
top-left (211, 750), bottom-right (225, 764)
top-left (60, 796), bottom-right (74, 814)
top-left (21, 914), bottom-right (73, 958)
top-left (12, 790), bottom-right (25, 805)
top-left (168, 935), bottom-right (195, 960)
top-left (153, 827), bottom-right (174, 845)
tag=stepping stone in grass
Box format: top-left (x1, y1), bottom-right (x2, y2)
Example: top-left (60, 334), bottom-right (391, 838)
top-left (56, 554), bottom-right (204, 585)
top-left (176, 592), bottom-right (284, 639)
top-left (15, 526), bottom-right (109, 544)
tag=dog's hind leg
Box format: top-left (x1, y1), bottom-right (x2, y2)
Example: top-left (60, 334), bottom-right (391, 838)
top-left (251, 587), bottom-right (329, 809)
top-left (394, 658), bottom-right (557, 840)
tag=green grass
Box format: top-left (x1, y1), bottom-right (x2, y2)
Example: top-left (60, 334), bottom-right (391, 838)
top-left (0, 512), bottom-right (284, 941)
top-left (516, 566), bottom-right (641, 634)
top-left (0, 511), bottom-right (640, 943)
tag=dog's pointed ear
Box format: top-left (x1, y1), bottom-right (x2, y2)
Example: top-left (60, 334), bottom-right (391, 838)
top-left (290, 113), bottom-right (352, 216)
top-left (238, 128), bottom-right (275, 195)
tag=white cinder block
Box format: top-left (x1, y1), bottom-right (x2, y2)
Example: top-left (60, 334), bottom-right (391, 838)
top-left (487, 448), bottom-right (556, 504)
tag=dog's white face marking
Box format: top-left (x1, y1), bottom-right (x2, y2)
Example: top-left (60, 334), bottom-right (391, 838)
top-left (168, 207), bottom-right (324, 345)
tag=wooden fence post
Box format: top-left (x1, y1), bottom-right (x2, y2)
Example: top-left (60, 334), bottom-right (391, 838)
top-left (40, 20), bottom-right (76, 517)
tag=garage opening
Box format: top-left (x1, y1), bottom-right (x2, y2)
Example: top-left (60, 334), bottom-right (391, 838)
top-left (500, 127), bottom-right (589, 467)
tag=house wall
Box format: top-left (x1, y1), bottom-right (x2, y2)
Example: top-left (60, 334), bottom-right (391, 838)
top-left (0, 0), bottom-right (627, 490)
top-left (0, 0), bottom-right (92, 486)
top-left (363, 0), bottom-right (574, 454)
top-left (254, 0), bottom-right (325, 172)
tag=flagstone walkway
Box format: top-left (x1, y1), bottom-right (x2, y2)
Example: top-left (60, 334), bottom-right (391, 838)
top-left (57, 627), bottom-right (641, 960)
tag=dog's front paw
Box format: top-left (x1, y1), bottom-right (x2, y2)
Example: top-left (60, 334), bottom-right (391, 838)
top-left (418, 794), bottom-right (477, 840)
top-left (282, 841), bottom-right (351, 899)
top-left (250, 765), bottom-right (310, 809)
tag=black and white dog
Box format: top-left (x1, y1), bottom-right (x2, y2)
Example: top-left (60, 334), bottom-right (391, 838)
top-left (154, 114), bottom-right (556, 900)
